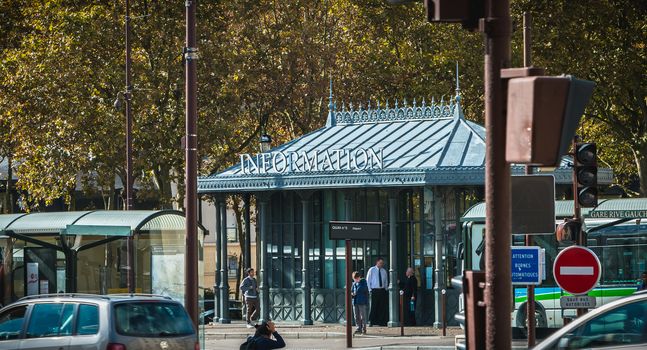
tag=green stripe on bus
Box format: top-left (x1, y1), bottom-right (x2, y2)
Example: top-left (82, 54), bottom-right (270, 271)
top-left (515, 288), bottom-right (637, 303)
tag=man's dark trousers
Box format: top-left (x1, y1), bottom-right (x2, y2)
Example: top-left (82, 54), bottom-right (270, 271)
top-left (369, 289), bottom-right (388, 326)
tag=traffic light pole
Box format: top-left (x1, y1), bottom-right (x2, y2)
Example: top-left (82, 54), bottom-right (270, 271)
top-left (482, 0), bottom-right (513, 348)
top-left (523, 12), bottom-right (536, 348)
top-left (572, 137), bottom-right (587, 318)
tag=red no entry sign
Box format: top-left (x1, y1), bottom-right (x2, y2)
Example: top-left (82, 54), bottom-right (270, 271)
top-left (553, 246), bottom-right (601, 295)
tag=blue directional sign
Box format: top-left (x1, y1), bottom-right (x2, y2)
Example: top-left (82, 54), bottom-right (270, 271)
top-left (511, 246), bottom-right (542, 285)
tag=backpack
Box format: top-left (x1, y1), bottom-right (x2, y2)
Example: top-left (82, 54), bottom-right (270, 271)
top-left (240, 335), bottom-right (257, 350)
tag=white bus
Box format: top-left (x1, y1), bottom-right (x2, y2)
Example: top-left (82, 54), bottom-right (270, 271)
top-left (460, 198), bottom-right (647, 333)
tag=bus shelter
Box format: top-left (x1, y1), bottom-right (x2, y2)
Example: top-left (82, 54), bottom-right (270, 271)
top-left (0, 210), bottom-right (207, 307)
top-left (199, 87), bottom-right (613, 326)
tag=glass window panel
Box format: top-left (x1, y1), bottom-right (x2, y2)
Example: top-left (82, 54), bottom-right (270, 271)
top-left (0, 305), bottom-right (27, 340)
top-left (26, 303), bottom-right (65, 338)
top-left (114, 302), bottom-right (193, 337)
top-left (76, 304), bottom-right (99, 335)
top-left (569, 299), bottom-right (647, 347)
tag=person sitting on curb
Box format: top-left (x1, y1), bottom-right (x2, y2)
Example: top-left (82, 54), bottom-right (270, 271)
top-left (241, 320), bottom-right (285, 350)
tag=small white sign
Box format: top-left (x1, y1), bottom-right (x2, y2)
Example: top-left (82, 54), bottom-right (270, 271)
top-left (560, 295), bottom-right (596, 309)
top-left (26, 263), bottom-right (39, 295)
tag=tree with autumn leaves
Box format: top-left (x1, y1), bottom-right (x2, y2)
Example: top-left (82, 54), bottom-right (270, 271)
top-left (0, 0), bottom-right (644, 212)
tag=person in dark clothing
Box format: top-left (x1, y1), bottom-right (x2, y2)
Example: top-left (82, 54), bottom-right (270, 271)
top-left (248, 320), bottom-right (285, 350)
top-left (366, 257), bottom-right (389, 326)
top-left (240, 268), bottom-right (259, 328)
top-left (399, 267), bottom-right (418, 326)
top-left (637, 271), bottom-right (647, 291)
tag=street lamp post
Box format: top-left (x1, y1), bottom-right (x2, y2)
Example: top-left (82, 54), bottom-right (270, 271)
top-left (117, 0), bottom-right (135, 294)
top-left (184, 0), bottom-right (200, 329)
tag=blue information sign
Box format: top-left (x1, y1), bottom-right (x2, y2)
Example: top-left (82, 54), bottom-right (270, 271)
top-left (511, 246), bottom-right (542, 285)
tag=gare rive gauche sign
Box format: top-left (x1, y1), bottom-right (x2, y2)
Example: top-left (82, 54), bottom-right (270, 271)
top-left (239, 148), bottom-right (384, 174)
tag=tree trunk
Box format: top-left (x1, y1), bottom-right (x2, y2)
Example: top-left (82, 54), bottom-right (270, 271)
top-left (4, 157), bottom-right (13, 214)
top-left (634, 142), bottom-right (647, 197)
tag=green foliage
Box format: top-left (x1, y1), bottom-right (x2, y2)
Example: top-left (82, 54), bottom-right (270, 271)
top-left (1, 0), bottom-right (644, 210)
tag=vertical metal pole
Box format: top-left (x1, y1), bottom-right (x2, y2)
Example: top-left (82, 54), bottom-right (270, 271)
top-left (184, 0), bottom-right (199, 328)
top-left (219, 200), bottom-right (230, 323)
top-left (124, 0), bottom-right (135, 295)
top-left (345, 239), bottom-right (352, 348)
top-left (301, 197), bottom-right (313, 325)
top-left (482, 0), bottom-right (512, 348)
top-left (244, 194), bottom-right (252, 270)
top-left (214, 197), bottom-right (221, 322)
top-left (258, 198), bottom-right (270, 322)
top-left (388, 192), bottom-right (399, 327)
top-left (442, 289), bottom-right (447, 337)
top-left (400, 293), bottom-right (404, 336)
top-left (523, 12), bottom-right (532, 68)
top-left (525, 235), bottom-right (535, 346)
top-left (572, 138), bottom-right (587, 318)
top-left (523, 13), bottom-right (535, 345)
top-left (433, 187), bottom-right (443, 328)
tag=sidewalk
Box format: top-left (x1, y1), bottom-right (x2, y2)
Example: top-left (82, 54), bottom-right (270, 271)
top-left (202, 321), bottom-right (531, 349)
top-left (203, 320), bottom-right (463, 339)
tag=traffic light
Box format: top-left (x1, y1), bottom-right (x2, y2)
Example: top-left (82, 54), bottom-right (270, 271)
top-left (506, 76), bottom-right (596, 166)
top-left (574, 143), bottom-right (598, 207)
top-left (423, 0), bottom-right (484, 30)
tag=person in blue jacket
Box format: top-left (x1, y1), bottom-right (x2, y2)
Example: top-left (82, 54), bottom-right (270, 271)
top-left (637, 271), bottom-right (647, 291)
top-left (351, 271), bottom-right (369, 334)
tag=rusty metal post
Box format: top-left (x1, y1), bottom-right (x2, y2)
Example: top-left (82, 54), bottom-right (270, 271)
top-left (399, 291), bottom-right (404, 336)
top-left (522, 13), bottom-right (536, 347)
top-left (442, 289), bottom-right (447, 337)
top-left (184, 0), bottom-right (199, 328)
top-left (481, 0), bottom-right (512, 347)
top-left (523, 12), bottom-right (532, 68)
top-left (346, 239), bottom-right (352, 348)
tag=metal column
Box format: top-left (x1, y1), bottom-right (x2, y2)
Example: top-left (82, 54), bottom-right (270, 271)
top-left (213, 197), bottom-right (221, 322)
top-left (258, 197), bottom-right (271, 322)
top-left (301, 196), bottom-right (313, 325)
top-left (219, 199), bottom-right (230, 324)
top-left (243, 194), bottom-right (252, 270)
top-left (434, 187), bottom-right (444, 328)
top-left (387, 192), bottom-right (399, 327)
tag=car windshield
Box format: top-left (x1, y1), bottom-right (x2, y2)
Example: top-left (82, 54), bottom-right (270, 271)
top-left (114, 301), bottom-right (194, 337)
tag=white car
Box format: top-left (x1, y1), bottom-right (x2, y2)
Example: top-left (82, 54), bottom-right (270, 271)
top-left (533, 292), bottom-right (647, 349)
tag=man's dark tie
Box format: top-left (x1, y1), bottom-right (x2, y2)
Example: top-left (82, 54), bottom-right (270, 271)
top-left (378, 268), bottom-right (383, 288)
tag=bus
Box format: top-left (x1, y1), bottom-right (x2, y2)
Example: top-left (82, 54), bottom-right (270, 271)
top-left (460, 198), bottom-right (647, 332)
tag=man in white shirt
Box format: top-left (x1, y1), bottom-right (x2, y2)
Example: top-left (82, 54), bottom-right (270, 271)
top-left (365, 257), bottom-right (388, 326)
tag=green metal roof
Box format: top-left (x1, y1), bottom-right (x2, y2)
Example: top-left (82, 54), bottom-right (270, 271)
top-left (0, 210), bottom-right (206, 236)
top-left (199, 89), bottom-right (613, 193)
top-left (461, 198), bottom-right (647, 223)
top-left (586, 198), bottom-right (647, 219)
top-left (461, 200), bottom-right (596, 222)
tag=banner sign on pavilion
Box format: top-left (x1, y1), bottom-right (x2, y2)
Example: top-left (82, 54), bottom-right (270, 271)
top-left (239, 148), bottom-right (384, 174)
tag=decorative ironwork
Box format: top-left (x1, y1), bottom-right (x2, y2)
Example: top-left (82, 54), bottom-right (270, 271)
top-left (269, 288), bottom-right (303, 321)
top-left (333, 96), bottom-right (459, 125)
top-left (268, 288), bottom-right (346, 323)
top-left (311, 288), bottom-right (346, 323)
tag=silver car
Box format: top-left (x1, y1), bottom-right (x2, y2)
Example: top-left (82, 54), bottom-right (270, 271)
top-left (533, 292), bottom-right (647, 350)
top-left (0, 294), bottom-right (198, 350)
